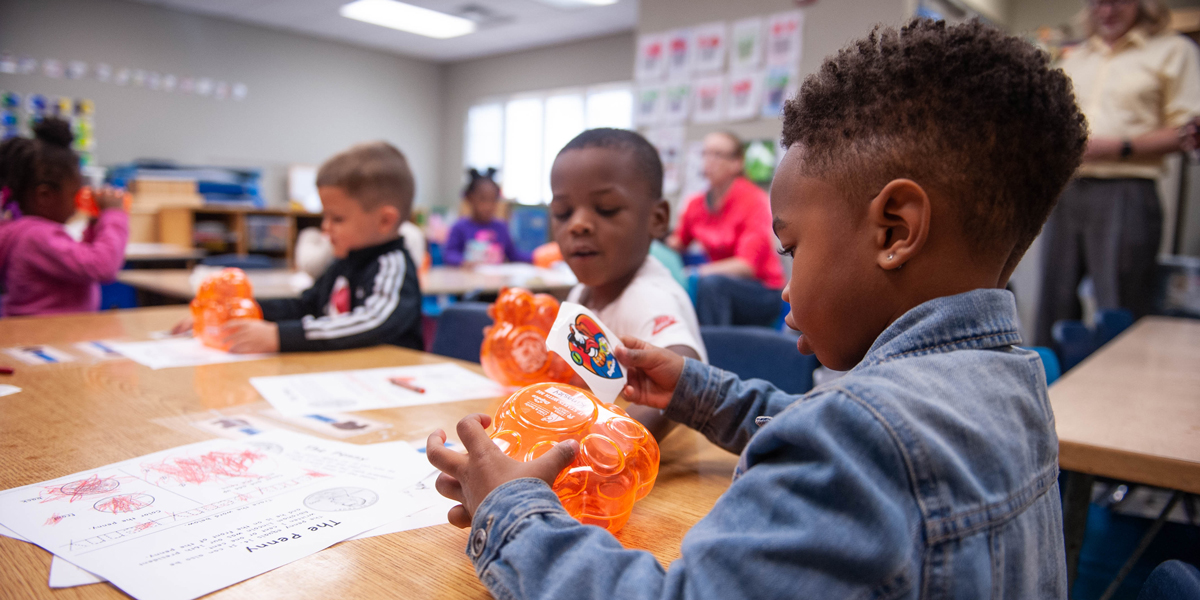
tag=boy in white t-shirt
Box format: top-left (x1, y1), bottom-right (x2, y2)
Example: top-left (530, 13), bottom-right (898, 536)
top-left (550, 128), bottom-right (707, 439)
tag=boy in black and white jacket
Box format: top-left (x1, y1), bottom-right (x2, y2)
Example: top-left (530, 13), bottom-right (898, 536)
top-left (174, 142), bottom-right (422, 353)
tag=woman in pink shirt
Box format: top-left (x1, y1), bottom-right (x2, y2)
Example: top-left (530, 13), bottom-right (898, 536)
top-left (671, 131), bottom-right (784, 326)
top-left (0, 118), bottom-right (128, 317)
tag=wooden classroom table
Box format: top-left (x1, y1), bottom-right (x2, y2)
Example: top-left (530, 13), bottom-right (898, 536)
top-left (1048, 316), bottom-right (1200, 592)
top-left (123, 243), bottom-right (207, 263)
top-left (0, 307), bottom-right (738, 599)
top-left (116, 266), bottom-right (578, 302)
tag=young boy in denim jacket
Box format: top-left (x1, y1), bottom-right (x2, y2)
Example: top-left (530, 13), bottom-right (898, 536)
top-left (427, 20), bottom-right (1087, 599)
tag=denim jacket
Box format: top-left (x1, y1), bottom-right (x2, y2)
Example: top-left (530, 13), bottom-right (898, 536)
top-left (466, 289), bottom-right (1065, 600)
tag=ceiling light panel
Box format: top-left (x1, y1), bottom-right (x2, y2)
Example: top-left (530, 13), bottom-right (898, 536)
top-left (339, 0), bottom-right (477, 39)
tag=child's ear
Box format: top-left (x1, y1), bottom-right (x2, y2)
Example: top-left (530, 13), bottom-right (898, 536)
top-left (648, 198), bottom-right (670, 240)
top-left (377, 205), bottom-right (401, 232)
top-left (867, 179), bottom-right (930, 271)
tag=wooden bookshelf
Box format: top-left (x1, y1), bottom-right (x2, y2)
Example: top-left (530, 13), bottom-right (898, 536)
top-left (159, 206), bottom-right (323, 267)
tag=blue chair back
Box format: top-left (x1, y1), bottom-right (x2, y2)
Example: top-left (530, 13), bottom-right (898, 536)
top-left (430, 302), bottom-right (493, 363)
top-left (1025, 346), bottom-right (1061, 385)
top-left (1052, 319), bottom-right (1094, 372)
top-left (200, 253), bottom-right (277, 270)
top-left (1095, 308), bottom-right (1134, 347)
top-left (700, 326), bottom-right (819, 394)
top-left (509, 204), bottom-right (550, 257)
top-left (1138, 560), bottom-right (1200, 600)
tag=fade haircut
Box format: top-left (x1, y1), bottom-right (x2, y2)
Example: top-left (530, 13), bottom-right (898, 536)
top-left (559, 128), bottom-right (664, 200)
top-left (317, 141), bottom-right (415, 216)
top-left (781, 19), bottom-right (1087, 271)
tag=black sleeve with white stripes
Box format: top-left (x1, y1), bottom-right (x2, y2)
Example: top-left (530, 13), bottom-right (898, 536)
top-left (274, 248), bottom-right (422, 352)
top-left (260, 267), bottom-right (334, 322)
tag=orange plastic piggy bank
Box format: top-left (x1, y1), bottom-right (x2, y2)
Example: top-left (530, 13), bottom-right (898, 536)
top-left (481, 288), bottom-right (574, 387)
top-left (491, 383), bottom-right (659, 532)
top-left (191, 268), bottom-right (264, 351)
top-left (74, 186), bottom-right (132, 218)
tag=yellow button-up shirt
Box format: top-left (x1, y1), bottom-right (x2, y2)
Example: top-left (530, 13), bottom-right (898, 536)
top-left (1060, 28), bottom-right (1200, 179)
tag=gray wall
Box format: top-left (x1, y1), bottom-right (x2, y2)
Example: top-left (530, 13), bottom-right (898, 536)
top-left (437, 32), bottom-right (636, 207)
top-left (0, 0), bottom-right (443, 208)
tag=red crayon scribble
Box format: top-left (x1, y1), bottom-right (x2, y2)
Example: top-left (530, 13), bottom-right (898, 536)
top-left (133, 521), bottom-right (156, 532)
top-left (94, 493), bottom-right (154, 514)
top-left (305, 470), bottom-right (331, 479)
top-left (44, 513), bottom-right (66, 526)
top-left (143, 449), bottom-right (266, 485)
top-left (41, 475), bottom-right (119, 503)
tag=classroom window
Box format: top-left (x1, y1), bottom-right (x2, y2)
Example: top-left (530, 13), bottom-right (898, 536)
top-left (464, 83), bottom-right (632, 204)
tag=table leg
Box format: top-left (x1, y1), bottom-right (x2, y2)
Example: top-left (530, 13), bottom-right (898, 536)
top-left (1097, 490), bottom-right (1184, 600)
top-left (1062, 471), bottom-right (1094, 593)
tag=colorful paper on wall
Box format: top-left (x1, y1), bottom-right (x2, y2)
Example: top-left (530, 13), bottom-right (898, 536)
top-left (663, 81), bottom-right (691, 125)
top-left (635, 84), bottom-right (665, 128)
top-left (731, 17), bottom-right (765, 73)
top-left (762, 65), bottom-right (798, 119)
top-left (646, 127), bottom-right (686, 196)
top-left (635, 33), bottom-right (668, 81)
top-left (691, 75), bottom-right (725, 124)
top-left (666, 29), bottom-right (691, 80)
top-left (690, 22), bottom-right (728, 74)
top-left (726, 71), bottom-right (764, 122)
top-left (766, 10), bottom-right (805, 67)
top-left (682, 140), bottom-right (709, 201)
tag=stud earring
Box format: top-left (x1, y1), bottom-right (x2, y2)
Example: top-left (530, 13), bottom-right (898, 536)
top-left (887, 253), bottom-right (895, 260)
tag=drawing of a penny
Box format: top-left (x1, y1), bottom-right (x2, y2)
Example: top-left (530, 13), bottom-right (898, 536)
top-left (58, 475), bottom-right (119, 498)
top-left (303, 487), bottom-right (378, 511)
top-left (94, 493), bottom-right (154, 514)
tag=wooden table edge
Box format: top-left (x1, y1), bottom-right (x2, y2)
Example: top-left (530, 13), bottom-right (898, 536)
top-left (1059, 439), bottom-right (1200, 495)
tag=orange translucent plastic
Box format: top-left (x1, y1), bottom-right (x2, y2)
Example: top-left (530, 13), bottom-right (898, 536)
top-left (480, 288), bottom-right (574, 387)
top-left (491, 383), bottom-right (660, 533)
top-left (190, 268), bottom-right (264, 350)
top-left (531, 242), bottom-right (563, 268)
top-left (74, 186), bottom-right (132, 218)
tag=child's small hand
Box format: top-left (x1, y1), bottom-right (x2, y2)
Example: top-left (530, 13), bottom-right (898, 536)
top-left (170, 316), bottom-right (195, 336)
top-left (614, 336), bottom-right (684, 410)
top-left (219, 320), bottom-right (279, 354)
top-left (427, 414), bottom-right (578, 528)
top-left (95, 187), bottom-right (128, 212)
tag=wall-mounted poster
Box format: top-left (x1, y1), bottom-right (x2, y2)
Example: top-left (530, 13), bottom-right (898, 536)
top-left (646, 126), bottom-right (686, 195)
top-left (636, 33), bottom-right (668, 82)
top-left (731, 17), bottom-right (764, 73)
top-left (767, 10), bottom-right (804, 67)
top-left (726, 71), bottom-right (763, 122)
top-left (691, 75), bottom-right (725, 124)
top-left (682, 140), bottom-right (708, 201)
top-left (94, 63), bottom-right (112, 83)
top-left (0, 54), bottom-right (16, 74)
top-left (762, 66), bottom-right (798, 119)
top-left (666, 29), bottom-right (691, 80)
top-left (690, 22), bottom-right (727, 74)
top-left (635, 84), bottom-right (665, 127)
top-left (66, 60), bottom-right (88, 80)
top-left (663, 81), bottom-right (691, 125)
top-left (42, 59), bottom-right (63, 79)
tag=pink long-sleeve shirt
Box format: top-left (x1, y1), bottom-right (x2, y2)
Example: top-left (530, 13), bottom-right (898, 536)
top-left (0, 210), bottom-right (129, 316)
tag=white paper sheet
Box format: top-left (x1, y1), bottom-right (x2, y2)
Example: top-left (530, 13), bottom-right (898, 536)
top-left (690, 22), bottom-right (728, 74)
top-left (0, 384), bottom-right (20, 397)
top-left (106, 338), bottom-right (273, 370)
top-left (251, 363), bottom-right (507, 416)
top-left (49, 556), bottom-right (103, 588)
top-left (635, 33), bottom-right (668, 81)
top-left (766, 10), bottom-right (805, 67)
top-left (74, 340), bottom-right (126, 360)
top-left (259, 409), bottom-right (392, 439)
top-left (731, 17), bottom-right (764, 73)
top-left (0, 431), bottom-right (421, 600)
top-left (4, 345), bottom-right (76, 365)
top-left (691, 75), bottom-right (725, 124)
top-left (726, 71), bottom-right (765, 122)
top-left (349, 471), bottom-right (454, 540)
top-left (546, 302), bottom-right (627, 404)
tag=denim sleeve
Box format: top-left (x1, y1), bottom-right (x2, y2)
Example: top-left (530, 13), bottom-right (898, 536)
top-left (663, 358), bottom-right (803, 455)
top-left (467, 390), bottom-right (919, 600)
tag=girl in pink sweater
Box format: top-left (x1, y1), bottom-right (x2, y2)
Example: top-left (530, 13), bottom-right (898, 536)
top-left (0, 119), bottom-right (128, 317)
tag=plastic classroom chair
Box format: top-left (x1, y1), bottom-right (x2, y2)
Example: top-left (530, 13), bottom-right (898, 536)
top-left (700, 326), bottom-right (821, 395)
top-left (1051, 308), bottom-right (1135, 372)
top-left (200, 253), bottom-right (277, 270)
top-left (1095, 308), bottom-right (1135, 347)
top-left (429, 302), bottom-right (493, 364)
top-left (1137, 560), bottom-right (1200, 600)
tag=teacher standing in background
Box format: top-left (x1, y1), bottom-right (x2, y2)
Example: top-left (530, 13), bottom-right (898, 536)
top-left (670, 131), bottom-right (784, 327)
top-left (1036, 0), bottom-right (1200, 346)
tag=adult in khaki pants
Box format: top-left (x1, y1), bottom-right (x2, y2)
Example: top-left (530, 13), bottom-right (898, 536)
top-left (1036, 0), bottom-right (1200, 346)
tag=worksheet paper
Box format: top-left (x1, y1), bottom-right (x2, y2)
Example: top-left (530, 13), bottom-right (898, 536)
top-left (106, 338), bottom-right (273, 370)
top-left (251, 363), bottom-right (507, 415)
top-left (0, 431), bottom-right (426, 600)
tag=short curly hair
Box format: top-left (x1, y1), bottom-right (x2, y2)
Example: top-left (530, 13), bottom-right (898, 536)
top-left (781, 19), bottom-right (1087, 270)
top-left (317, 141), bottom-right (414, 215)
top-left (559, 128), bottom-right (664, 200)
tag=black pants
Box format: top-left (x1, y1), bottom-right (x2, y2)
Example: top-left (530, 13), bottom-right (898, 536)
top-left (695, 274), bottom-right (782, 327)
top-left (1034, 178), bottom-right (1162, 347)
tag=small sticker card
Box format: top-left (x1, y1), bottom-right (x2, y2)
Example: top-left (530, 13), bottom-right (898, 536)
top-left (74, 341), bottom-right (125, 360)
top-left (190, 413), bottom-right (278, 439)
top-left (546, 302), bottom-right (627, 404)
top-left (4, 345), bottom-right (75, 365)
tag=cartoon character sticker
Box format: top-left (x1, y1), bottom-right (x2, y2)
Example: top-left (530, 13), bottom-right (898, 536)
top-left (566, 315), bottom-right (623, 379)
